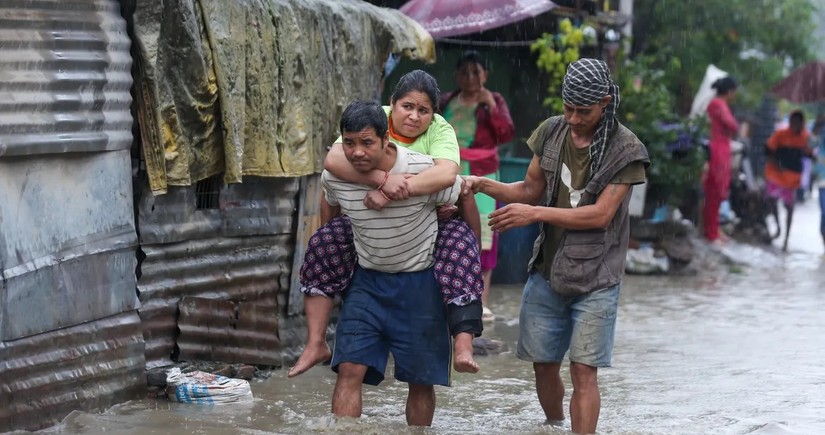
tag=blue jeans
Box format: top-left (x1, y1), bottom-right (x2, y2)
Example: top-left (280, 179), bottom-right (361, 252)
top-left (517, 271), bottom-right (620, 367)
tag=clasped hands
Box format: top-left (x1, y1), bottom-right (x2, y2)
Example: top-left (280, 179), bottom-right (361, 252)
top-left (363, 173), bottom-right (413, 210)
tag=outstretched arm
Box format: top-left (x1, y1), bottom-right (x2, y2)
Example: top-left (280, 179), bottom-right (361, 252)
top-left (407, 159), bottom-right (461, 197)
top-left (488, 183), bottom-right (632, 232)
top-left (463, 155), bottom-right (546, 206)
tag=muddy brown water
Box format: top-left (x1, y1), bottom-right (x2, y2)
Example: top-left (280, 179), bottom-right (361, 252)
top-left (28, 201), bottom-right (825, 434)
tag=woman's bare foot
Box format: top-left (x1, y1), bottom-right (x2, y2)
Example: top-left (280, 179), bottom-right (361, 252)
top-left (453, 333), bottom-right (480, 373)
top-left (288, 341), bottom-right (332, 377)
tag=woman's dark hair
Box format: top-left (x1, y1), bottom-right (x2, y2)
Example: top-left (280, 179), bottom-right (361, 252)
top-left (456, 50), bottom-right (487, 71)
top-left (340, 100), bottom-right (388, 139)
top-left (711, 76), bottom-right (738, 96)
top-left (390, 69), bottom-right (440, 110)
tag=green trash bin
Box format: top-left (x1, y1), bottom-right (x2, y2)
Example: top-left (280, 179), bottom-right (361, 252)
top-left (498, 156), bottom-right (532, 183)
top-left (493, 156), bottom-right (540, 285)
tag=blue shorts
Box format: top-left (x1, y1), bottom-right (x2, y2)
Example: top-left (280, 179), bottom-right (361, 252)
top-left (517, 271), bottom-right (619, 367)
top-left (331, 267), bottom-right (451, 386)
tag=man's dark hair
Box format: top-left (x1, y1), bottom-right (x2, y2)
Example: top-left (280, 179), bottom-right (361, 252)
top-left (340, 100), bottom-right (388, 139)
top-left (456, 50), bottom-right (487, 71)
top-left (789, 109), bottom-right (805, 125)
top-left (390, 69), bottom-right (440, 111)
top-left (711, 76), bottom-right (738, 96)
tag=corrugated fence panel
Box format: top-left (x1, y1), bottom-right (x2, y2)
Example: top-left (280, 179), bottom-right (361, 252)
top-left (136, 177), bottom-right (296, 367)
top-left (176, 296), bottom-right (279, 366)
top-left (0, 0), bottom-right (137, 343)
top-left (0, 0), bottom-right (133, 156)
top-left (138, 235), bottom-right (292, 367)
top-left (0, 2), bottom-right (141, 431)
top-left (0, 311), bottom-right (145, 432)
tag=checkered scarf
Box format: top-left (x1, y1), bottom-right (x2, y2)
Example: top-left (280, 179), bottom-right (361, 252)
top-left (561, 58), bottom-right (620, 175)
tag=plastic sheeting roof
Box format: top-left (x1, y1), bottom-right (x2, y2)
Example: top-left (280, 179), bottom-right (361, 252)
top-left (132, 0), bottom-right (434, 195)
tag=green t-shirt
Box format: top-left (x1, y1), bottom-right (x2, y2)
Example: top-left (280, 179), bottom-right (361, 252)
top-left (526, 125), bottom-right (646, 278)
top-left (442, 99), bottom-right (478, 149)
top-left (334, 106), bottom-right (460, 165)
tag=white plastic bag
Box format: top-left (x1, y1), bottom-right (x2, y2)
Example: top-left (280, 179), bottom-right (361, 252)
top-left (689, 64), bottom-right (730, 119)
top-left (165, 367), bottom-right (253, 404)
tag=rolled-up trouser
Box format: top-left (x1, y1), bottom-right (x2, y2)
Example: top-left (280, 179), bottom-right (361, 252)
top-left (300, 215), bottom-right (484, 336)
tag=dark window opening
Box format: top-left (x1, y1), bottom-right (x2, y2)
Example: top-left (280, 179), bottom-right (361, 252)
top-left (195, 173), bottom-right (223, 209)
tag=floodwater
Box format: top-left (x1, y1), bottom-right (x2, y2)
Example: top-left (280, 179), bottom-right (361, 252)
top-left (34, 199), bottom-right (825, 435)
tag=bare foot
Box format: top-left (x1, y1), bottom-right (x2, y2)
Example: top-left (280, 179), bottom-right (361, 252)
top-left (288, 341), bottom-right (331, 378)
top-left (454, 349), bottom-right (480, 373)
top-left (453, 333), bottom-right (479, 373)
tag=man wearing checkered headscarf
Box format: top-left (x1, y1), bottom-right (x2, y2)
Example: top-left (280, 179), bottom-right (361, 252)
top-left (462, 56), bottom-right (650, 434)
top-left (562, 58), bottom-right (620, 176)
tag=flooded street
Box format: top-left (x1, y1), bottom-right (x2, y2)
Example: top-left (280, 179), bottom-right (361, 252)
top-left (36, 199), bottom-right (825, 435)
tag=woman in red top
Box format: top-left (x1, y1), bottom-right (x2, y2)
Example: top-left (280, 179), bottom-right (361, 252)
top-left (764, 110), bottom-right (812, 251)
top-left (703, 76), bottom-right (739, 244)
top-left (440, 51), bottom-right (515, 321)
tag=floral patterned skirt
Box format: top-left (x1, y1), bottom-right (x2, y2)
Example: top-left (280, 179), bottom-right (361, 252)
top-left (299, 215), bottom-right (483, 306)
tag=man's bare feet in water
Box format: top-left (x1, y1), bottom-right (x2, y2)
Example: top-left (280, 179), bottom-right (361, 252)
top-left (287, 341), bottom-right (332, 378)
top-left (453, 332), bottom-right (480, 373)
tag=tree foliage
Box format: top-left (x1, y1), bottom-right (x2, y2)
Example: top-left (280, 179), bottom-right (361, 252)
top-left (615, 54), bottom-right (706, 208)
top-left (531, 19), bottom-right (588, 113)
top-left (633, 0), bottom-right (817, 112)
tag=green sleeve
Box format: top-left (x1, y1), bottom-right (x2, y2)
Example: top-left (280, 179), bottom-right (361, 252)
top-left (526, 119), bottom-right (552, 156)
top-left (610, 161), bottom-right (647, 185)
top-left (421, 114), bottom-right (460, 165)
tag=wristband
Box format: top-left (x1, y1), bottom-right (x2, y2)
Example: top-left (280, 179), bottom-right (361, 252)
top-left (379, 189), bottom-right (391, 201)
top-left (377, 170), bottom-right (389, 191)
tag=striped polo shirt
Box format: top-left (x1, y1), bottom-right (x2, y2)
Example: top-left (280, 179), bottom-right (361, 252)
top-left (322, 144), bottom-right (462, 273)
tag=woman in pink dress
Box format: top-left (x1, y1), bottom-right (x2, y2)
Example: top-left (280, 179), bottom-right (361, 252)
top-left (703, 76), bottom-right (739, 244)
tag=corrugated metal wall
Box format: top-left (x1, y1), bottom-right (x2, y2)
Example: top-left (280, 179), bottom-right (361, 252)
top-left (135, 176), bottom-right (297, 368)
top-left (0, 0), bottom-right (144, 431)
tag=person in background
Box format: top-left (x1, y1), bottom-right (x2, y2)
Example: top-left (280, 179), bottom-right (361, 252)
top-left (765, 110), bottom-right (813, 251)
top-left (440, 50), bottom-right (515, 322)
top-left (703, 76), bottom-right (739, 245)
top-left (812, 113), bottom-right (825, 255)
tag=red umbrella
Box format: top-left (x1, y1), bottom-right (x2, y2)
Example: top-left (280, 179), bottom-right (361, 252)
top-left (771, 61), bottom-right (825, 104)
top-left (400, 0), bottom-right (556, 39)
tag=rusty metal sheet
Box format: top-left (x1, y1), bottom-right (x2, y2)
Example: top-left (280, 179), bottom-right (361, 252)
top-left (134, 176), bottom-right (296, 367)
top-left (137, 235), bottom-right (292, 368)
top-left (0, 311), bottom-right (145, 432)
top-left (176, 296), bottom-right (279, 366)
top-left (0, 0), bottom-right (133, 157)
